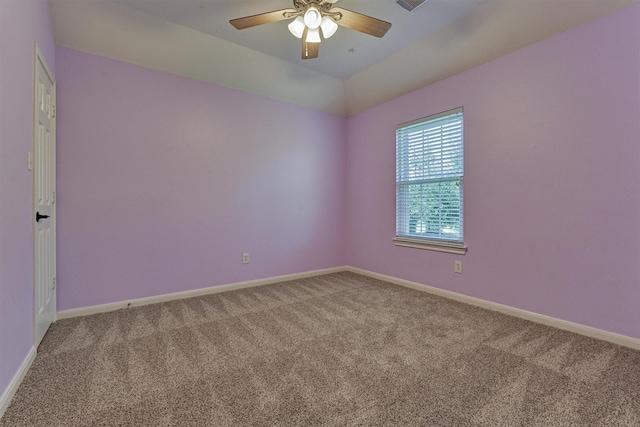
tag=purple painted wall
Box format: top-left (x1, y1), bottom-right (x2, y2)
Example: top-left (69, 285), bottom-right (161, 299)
top-left (55, 47), bottom-right (347, 311)
top-left (0, 0), bottom-right (55, 402)
top-left (3, 2), bottom-right (639, 410)
top-left (346, 4), bottom-right (640, 339)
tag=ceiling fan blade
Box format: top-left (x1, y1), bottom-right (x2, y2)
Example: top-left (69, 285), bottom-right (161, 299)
top-left (330, 7), bottom-right (391, 38)
top-left (301, 28), bottom-right (319, 59)
top-left (302, 42), bottom-right (319, 59)
top-left (230, 8), bottom-right (297, 30)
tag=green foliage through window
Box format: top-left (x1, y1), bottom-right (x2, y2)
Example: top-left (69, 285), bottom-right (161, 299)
top-left (396, 108), bottom-right (463, 242)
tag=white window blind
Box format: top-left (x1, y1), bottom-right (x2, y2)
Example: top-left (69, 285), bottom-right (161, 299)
top-left (396, 107), bottom-right (464, 244)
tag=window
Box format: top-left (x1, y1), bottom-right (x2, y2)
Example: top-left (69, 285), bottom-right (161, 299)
top-left (395, 107), bottom-right (466, 254)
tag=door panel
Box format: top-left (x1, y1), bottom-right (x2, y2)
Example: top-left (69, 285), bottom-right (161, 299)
top-left (34, 45), bottom-right (56, 347)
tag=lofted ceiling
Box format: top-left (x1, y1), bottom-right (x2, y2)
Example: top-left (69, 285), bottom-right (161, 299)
top-left (49, 0), bottom-right (637, 116)
top-left (112, 0), bottom-right (486, 80)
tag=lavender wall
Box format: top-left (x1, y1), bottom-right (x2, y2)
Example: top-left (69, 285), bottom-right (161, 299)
top-left (55, 47), bottom-right (346, 311)
top-left (0, 0), bottom-right (55, 402)
top-left (0, 1), bottom-right (638, 411)
top-left (346, 4), bottom-right (640, 339)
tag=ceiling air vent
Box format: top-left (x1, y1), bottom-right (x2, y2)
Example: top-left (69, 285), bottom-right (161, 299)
top-left (396, 0), bottom-right (430, 12)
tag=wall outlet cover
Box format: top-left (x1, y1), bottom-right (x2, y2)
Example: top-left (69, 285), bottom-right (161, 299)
top-left (454, 260), bottom-right (463, 274)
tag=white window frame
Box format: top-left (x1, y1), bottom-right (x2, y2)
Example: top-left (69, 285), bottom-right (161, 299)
top-left (394, 107), bottom-right (467, 255)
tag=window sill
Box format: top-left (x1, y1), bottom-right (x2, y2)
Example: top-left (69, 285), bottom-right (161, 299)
top-left (393, 237), bottom-right (467, 255)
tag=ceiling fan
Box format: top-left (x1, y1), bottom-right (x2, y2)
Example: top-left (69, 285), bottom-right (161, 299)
top-left (230, 0), bottom-right (392, 60)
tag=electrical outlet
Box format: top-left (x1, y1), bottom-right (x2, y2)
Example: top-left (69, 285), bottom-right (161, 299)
top-left (454, 260), bottom-right (463, 274)
top-left (242, 253), bottom-right (249, 264)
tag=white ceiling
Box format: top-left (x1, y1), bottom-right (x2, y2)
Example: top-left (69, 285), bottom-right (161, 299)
top-left (49, 0), bottom-right (637, 116)
top-left (112, 0), bottom-right (487, 80)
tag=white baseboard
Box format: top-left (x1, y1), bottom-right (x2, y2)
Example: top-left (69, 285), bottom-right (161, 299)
top-left (57, 266), bottom-right (348, 320)
top-left (346, 266), bottom-right (640, 350)
top-left (0, 346), bottom-right (36, 420)
top-left (55, 264), bottom-right (640, 350)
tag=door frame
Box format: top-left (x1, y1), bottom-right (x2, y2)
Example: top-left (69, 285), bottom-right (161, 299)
top-left (33, 43), bottom-right (57, 345)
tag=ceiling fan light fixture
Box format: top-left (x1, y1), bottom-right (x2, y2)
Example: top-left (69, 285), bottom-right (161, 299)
top-left (320, 16), bottom-right (338, 39)
top-left (229, 0), bottom-right (392, 60)
top-left (303, 6), bottom-right (322, 29)
top-left (288, 16), bottom-right (305, 38)
top-left (305, 27), bottom-right (321, 43)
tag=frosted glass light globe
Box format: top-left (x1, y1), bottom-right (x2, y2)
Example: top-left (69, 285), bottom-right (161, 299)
top-left (288, 16), bottom-right (305, 38)
top-left (306, 27), bottom-right (321, 43)
top-left (303, 6), bottom-right (322, 29)
top-left (320, 16), bottom-right (338, 39)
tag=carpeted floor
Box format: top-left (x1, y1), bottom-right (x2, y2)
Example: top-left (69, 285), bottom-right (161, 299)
top-left (2, 272), bottom-right (640, 426)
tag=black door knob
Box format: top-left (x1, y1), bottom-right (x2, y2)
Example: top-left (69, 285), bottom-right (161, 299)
top-left (36, 212), bottom-right (50, 222)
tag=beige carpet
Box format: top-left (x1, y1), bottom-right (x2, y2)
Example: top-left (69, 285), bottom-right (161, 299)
top-left (2, 272), bottom-right (639, 426)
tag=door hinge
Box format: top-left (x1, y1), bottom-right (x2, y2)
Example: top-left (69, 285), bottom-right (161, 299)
top-left (52, 191), bottom-right (56, 204)
top-left (51, 105), bottom-right (56, 118)
top-left (52, 277), bottom-right (56, 290)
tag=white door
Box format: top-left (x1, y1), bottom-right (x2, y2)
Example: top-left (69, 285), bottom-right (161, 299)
top-left (34, 45), bottom-right (56, 346)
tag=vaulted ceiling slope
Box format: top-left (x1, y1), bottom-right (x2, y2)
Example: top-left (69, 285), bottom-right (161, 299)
top-left (50, 0), bottom-right (636, 116)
